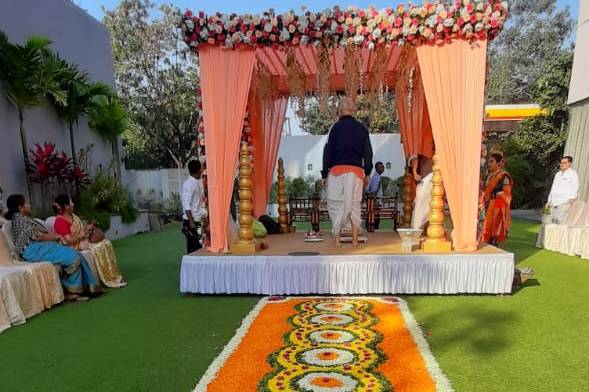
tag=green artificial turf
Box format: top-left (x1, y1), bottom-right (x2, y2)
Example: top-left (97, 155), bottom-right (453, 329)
top-left (0, 219), bottom-right (588, 391)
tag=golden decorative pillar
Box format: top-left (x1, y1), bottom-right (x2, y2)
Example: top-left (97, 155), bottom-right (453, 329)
top-left (277, 158), bottom-right (290, 233)
top-left (422, 154), bottom-right (452, 253)
top-left (402, 166), bottom-right (415, 227)
top-left (231, 142), bottom-right (261, 254)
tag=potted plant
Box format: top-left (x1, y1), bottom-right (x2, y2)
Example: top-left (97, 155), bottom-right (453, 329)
top-left (541, 205), bottom-right (552, 224)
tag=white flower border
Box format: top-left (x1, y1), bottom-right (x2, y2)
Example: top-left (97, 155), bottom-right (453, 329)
top-left (192, 297), bottom-right (269, 392)
top-left (192, 296), bottom-right (453, 392)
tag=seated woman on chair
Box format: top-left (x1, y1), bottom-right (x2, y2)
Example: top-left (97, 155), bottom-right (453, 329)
top-left (5, 194), bottom-right (101, 299)
top-left (53, 195), bottom-right (127, 288)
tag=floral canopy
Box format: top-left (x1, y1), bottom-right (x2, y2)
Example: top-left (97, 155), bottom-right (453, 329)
top-left (180, 1), bottom-right (507, 49)
top-left (180, 1), bottom-right (508, 254)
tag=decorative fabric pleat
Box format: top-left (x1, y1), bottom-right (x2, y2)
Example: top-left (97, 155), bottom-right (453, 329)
top-left (199, 46), bottom-right (256, 252)
top-left (416, 40), bottom-right (487, 251)
top-left (180, 253), bottom-right (514, 294)
top-left (395, 48), bottom-right (434, 161)
top-left (564, 99), bottom-right (589, 201)
top-left (251, 96), bottom-right (288, 218)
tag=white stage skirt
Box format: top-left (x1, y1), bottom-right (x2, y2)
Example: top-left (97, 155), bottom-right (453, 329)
top-left (180, 253), bottom-right (514, 295)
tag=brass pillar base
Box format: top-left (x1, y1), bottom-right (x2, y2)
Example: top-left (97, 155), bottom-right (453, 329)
top-left (230, 240), bottom-right (262, 254)
top-left (422, 240), bottom-right (452, 253)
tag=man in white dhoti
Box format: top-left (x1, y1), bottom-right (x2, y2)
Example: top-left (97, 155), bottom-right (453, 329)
top-left (410, 155), bottom-right (433, 230)
top-left (547, 156), bottom-right (579, 224)
top-left (322, 97), bottom-right (373, 246)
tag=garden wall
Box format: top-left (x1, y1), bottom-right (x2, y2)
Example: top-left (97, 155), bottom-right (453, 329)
top-left (0, 0), bottom-right (119, 197)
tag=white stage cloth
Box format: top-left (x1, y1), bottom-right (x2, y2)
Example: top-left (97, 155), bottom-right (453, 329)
top-left (180, 253), bottom-right (514, 295)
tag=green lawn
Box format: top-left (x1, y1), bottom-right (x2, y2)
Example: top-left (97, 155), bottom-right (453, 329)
top-left (0, 219), bottom-right (588, 391)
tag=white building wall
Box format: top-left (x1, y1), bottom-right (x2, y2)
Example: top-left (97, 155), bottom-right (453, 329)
top-left (275, 134), bottom-right (406, 181)
top-left (568, 0), bottom-right (589, 105)
top-left (0, 0), bottom-right (117, 197)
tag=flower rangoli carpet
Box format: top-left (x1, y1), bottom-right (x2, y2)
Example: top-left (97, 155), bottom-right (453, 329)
top-left (194, 297), bottom-right (452, 392)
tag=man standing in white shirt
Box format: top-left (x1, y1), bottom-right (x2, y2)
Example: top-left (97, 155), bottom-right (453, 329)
top-left (182, 160), bottom-right (205, 254)
top-left (367, 162), bottom-right (384, 229)
top-left (547, 156), bottom-right (579, 224)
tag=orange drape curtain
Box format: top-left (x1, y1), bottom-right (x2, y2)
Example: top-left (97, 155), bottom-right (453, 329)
top-left (416, 39), bottom-right (488, 251)
top-left (395, 49), bottom-right (434, 161)
top-left (251, 96), bottom-right (288, 218)
top-left (199, 46), bottom-right (256, 252)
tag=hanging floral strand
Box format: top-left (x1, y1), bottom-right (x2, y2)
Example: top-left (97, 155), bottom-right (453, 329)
top-left (344, 44), bottom-right (360, 104)
top-left (252, 62), bottom-right (278, 102)
top-left (367, 45), bottom-right (389, 124)
top-left (286, 48), bottom-right (307, 117)
top-left (407, 66), bottom-right (415, 113)
top-left (195, 88), bottom-right (210, 247)
top-left (316, 44), bottom-right (331, 114)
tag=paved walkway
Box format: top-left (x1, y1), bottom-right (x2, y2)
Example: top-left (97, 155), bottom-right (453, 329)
top-left (512, 209), bottom-right (542, 222)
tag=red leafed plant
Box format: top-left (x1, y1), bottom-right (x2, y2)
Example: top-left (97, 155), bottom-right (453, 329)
top-left (29, 142), bottom-right (90, 185)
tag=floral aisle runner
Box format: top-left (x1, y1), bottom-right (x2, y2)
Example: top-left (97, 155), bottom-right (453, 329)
top-left (194, 297), bottom-right (452, 392)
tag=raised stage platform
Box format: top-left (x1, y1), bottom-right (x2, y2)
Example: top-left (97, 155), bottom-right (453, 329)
top-left (180, 231), bottom-right (515, 295)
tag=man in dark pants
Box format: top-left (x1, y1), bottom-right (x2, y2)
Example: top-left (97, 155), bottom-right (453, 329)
top-left (181, 160), bottom-right (204, 254)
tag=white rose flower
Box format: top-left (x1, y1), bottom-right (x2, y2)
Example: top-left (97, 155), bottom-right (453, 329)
top-left (280, 29), bottom-right (290, 41)
top-left (443, 18), bottom-right (455, 27)
top-left (331, 20), bottom-right (338, 32)
top-left (185, 19), bottom-right (194, 32)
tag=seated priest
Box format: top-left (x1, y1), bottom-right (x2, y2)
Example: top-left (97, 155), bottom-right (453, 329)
top-left (410, 154), bottom-right (433, 231)
top-left (322, 97), bottom-right (373, 247)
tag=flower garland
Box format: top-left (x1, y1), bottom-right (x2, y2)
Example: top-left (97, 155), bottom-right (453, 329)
top-left (191, 297), bottom-right (453, 392)
top-left (407, 66), bottom-right (415, 113)
top-left (195, 88), bottom-right (210, 247)
top-left (180, 1), bottom-right (508, 50)
top-left (259, 299), bottom-right (391, 392)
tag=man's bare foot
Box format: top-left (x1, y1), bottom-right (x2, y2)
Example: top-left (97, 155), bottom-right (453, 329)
top-left (334, 234), bottom-right (342, 247)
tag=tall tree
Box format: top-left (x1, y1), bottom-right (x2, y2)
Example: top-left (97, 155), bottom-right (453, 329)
top-left (88, 95), bottom-right (128, 178)
top-left (103, 1), bottom-right (200, 169)
top-left (487, 0), bottom-right (574, 103)
top-left (505, 50), bottom-right (573, 207)
top-left (300, 94), bottom-right (399, 135)
top-left (0, 31), bottom-right (67, 201)
top-left (50, 56), bottom-right (113, 165)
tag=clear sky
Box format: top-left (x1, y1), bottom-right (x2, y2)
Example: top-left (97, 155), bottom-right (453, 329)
top-left (77, 0), bottom-right (580, 25)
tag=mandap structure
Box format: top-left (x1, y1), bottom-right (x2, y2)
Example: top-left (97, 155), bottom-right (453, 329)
top-left (180, 1), bottom-right (509, 253)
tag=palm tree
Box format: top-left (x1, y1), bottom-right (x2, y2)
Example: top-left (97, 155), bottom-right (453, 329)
top-left (0, 31), bottom-right (67, 201)
top-left (51, 57), bottom-right (113, 165)
top-left (88, 95), bottom-right (128, 178)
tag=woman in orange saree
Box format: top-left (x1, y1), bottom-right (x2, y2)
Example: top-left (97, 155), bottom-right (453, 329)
top-left (481, 153), bottom-right (513, 245)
